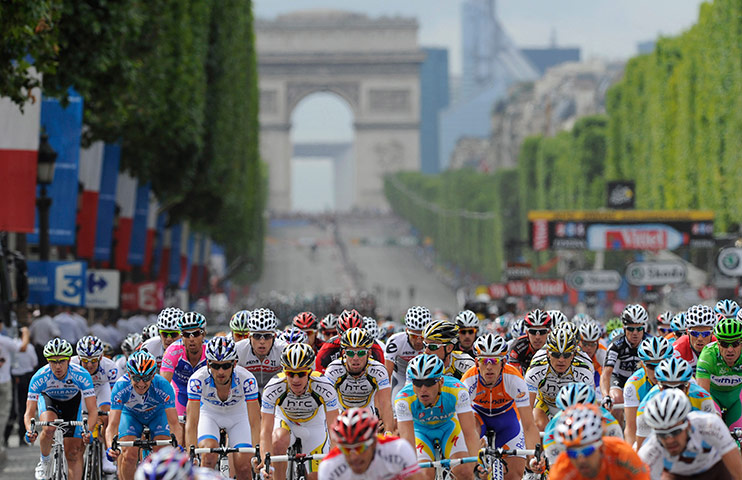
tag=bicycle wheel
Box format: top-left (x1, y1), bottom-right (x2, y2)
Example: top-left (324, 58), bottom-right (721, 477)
top-left (92, 440), bottom-right (102, 480)
top-left (53, 443), bottom-right (68, 480)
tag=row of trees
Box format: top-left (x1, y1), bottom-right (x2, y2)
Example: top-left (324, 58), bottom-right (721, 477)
top-left (2, 0), bottom-right (265, 282)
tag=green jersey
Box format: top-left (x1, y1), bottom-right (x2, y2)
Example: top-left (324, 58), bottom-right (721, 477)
top-left (696, 343), bottom-right (742, 392)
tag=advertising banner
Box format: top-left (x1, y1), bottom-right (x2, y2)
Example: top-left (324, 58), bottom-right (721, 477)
top-left (27, 261), bottom-right (86, 306)
top-left (526, 279), bottom-right (566, 297)
top-left (625, 261), bottom-right (687, 286)
top-left (121, 281), bottom-right (164, 312)
top-left (85, 269), bottom-right (120, 309)
top-left (565, 270), bottom-right (622, 292)
top-left (487, 283), bottom-right (508, 299)
top-left (93, 144), bottom-right (120, 261)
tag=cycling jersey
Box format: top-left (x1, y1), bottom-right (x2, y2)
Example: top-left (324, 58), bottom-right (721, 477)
top-left (160, 340), bottom-right (207, 415)
top-left (590, 344), bottom-right (607, 388)
top-left (324, 358), bottom-right (390, 410)
top-left (524, 351), bottom-right (594, 416)
top-left (672, 334), bottom-right (706, 371)
top-left (385, 332), bottom-right (423, 401)
top-left (604, 333), bottom-right (649, 386)
top-left (551, 436), bottom-right (650, 480)
top-left (319, 435), bottom-right (420, 480)
top-left (141, 336), bottom-right (166, 371)
top-left (235, 337), bottom-right (286, 393)
top-left (28, 363), bottom-right (96, 403)
top-left (635, 383), bottom-right (719, 439)
top-left (623, 367), bottom-right (656, 409)
top-left (444, 351), bottom-right (475, 380)
top-left (543, 406), bottom-right (623, 464)
top-left (70, 355), bottom-right (119, 407)
top-left (112, 373), bottom-right (176, 438)
top-left (692, 342), bottom-right (742, 427)
top-left (315, 336), bottom-right (385, 373)
top-left (508, 335), bottom-right (538, 375)
top-left (639, 411), bottom-right (736, 479)
top-left (261, 371), bottom-right (339, 422)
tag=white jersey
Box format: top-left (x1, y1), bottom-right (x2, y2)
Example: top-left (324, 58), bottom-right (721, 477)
top-left (324, 358), bottom-right (390, 410)
top-left (187, 365), bottom-right (259, 415)
top-left (114, 355), bottom-right (127, 379)
top-left (261, 371), bottom-right (339, 423)
top-left (318, 436), bottom-right (420, 480)
top-left (70, 356), bottom-right (119, 407)
top-left (235, 338), bottom-right (286, 392)
top-left (384, 332), bottom-right (422, 399)
top-left (525, 349), bottom-right (594, 415)
top-left (141, 336), bottom-right (165, 371)
top-left (639, 411), bottom-right (737, 479)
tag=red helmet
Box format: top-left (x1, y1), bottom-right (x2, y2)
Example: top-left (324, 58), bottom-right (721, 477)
top-left (338, 309), bottom-right (363, 334)
top-left (524, 309), bottom-right (552, 329)
top-left (330, 407), bottom-right (379, 445)
top-left (293, 312), bottom-right (318, 330)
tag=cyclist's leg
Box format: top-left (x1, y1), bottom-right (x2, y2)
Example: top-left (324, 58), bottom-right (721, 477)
top-left (609, 375), bottom-right (626, 426)
top-left (413, 427), bottom-right (437, 480)
top-left (440, 419), bottom-right (473, 480)
top-left (37, 394), bottom-right (59, 457)
top-left (288, 415), bottom-right (329, 480)
top-left (118, 411), bottom-right (145, 480)
top-left (63, 396), bottom-right (85, 480)
top-left (485, 410), bottom-right (527, 480)
top-left (272, 414), bottom-right (292, 480)
top-left (225, 415), bottom-right (254, 480)
top-left (196, 411), bottom-right (221, 469)
top-left (149, 408), bottom-right (174, 452)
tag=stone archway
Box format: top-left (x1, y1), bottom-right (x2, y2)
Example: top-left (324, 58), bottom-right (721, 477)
top-left (256, 10), bottom-right (425, 212)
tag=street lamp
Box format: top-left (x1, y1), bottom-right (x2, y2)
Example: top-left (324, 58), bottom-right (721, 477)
top-left (36, 133), bottom-right (57, 261)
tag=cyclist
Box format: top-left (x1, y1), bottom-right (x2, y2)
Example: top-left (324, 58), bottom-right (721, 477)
top-left (25, 338), bottom-right (98, 480)
top-left (638, 389), bottom-right (742, 480)
top-left (715, 299), bottom-right (740, 319)
top-left (160, 311), bottom-right (208, 420)
top-left (635, 357), bottom-right (719, 448)
top-left (395, 354), bottom-right (480, 480)
top-left (363, 316), bottom-right (386, 351)
top-left (228, 310), bottom-right (252, 343)
top-left (319, 314), bottom-right (339, 341)
top-left (696, 316), bottom-right (742, 428)
top-left (186, 337), bottom-right (260, 479)
top-left (141, 307), bottom-right (183, 371)
top-left (422, 320), bottom-right (475, 380)
top-left (551, 403), bottom-right (649, 480)
top-left (656, 311), bottom-right (674, 339)
top-left (385, 306), bottom-right (431, 402)
top-left (669, 313), bottom-right (687, 342)
top-left (293, 311), bottom-right (325, 353)
top-left (460, 334), bottom-right (539, 480)
top-left (673, 304), bottom-right (717, 371)
top-left (235, 308), bottom-right (286, 394)
top-left (455, 310), bottom-right (479, 357)
top-left (579, 321), bottom-right (607, 388)
top-left (624, 336), bottom-right (674, 445)
top-left (259, 342), bottom-right (339, 480)
top-left (116, 333), bottom-right (143, 374)
top-left (316, 309), bottom-right (384, 373)
top-left (324, 328), bottom-right (394, 433)
top-left (280, 327), bottom-right (309, 345)
top-left (547, 310), bottom-right (569, 329)
top-left (525, 329), bottom-right (593, 430)
top-left (509, 309), bottom-right (552, 375)
top-left (141, 324), bottom-right (159, 342)
top-left (601, 304), bottom-right (650, 422)
top-left (318, 407), bottom-right (423, 480)
top-left (107, 350), bottom-right (181, 480)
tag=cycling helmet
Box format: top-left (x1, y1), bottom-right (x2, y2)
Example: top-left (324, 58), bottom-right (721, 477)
top-left (571, 313), bottom-right (593, 327)
top-left (524, 309), bottom-right (552, 329)
top-left (134, 446), bottom-right (196, 480)
top-left (406, 354), bottom-right (445, 381)
top-left (422, 320), bottom-right (459, 344)
top-left (555, 404), bottom-right (605, 447)
top-left (157, 307), bottom-right (184, 331)
top-left (579, 322), bottom-right (602, 342)
top-left (654, 357), bottom-right (693, 384)
top-left (205, 336), bottom-right (237, 363)
top-left (556, 383), bottom-right (596, 410)
top-left (670, 313), bottom-right (686, 333)
top-left (509, 317), bottom-right (526, 339)
top-left (546, 328), bottom-right (578, 353)
top-left (281, 343), bottom-right (315, 371)
top-left (102, 342), bottom-right (113, 357)
top-left (126, 350), bottom-right (157, 379)
top-left (473, 333), bottom-right (508, 357)
top-left (121, 333), bottom-right (143, 356)
top-left (637, 336), bottom-right (674, 362)
top-left (608, 328), bottom-right (624, 342)
top-left (338, 309), bottom-right (363, 334)
top-left (363, 316), bottom-right (380, 340)
top-left (330, 407), bottom-right (379, 446)
top-left (621, 304), bottom-right (648, 326)
top-left (642, 389), bottom-right (691, 431)
top-left (248, 308), bottom-right (278, 332)
top-left (230, 310), bottom-right (251, 332)
top-left (715, 299), bottom-right (740, 318)
top-left (142, 324), bottom-right (159, 341)
top-left (293, 311), bottom-right (318, 330)
top-left (405, 306), bottom-right (432, 331)
top-left (714, 317), bottom-right (742, 342)
top-left (455, 310), bottom-right (479, 329)
top-left (656, 311), bottom-right (674, 326)
top-left (44, 338), bottom-right (73, 359)
top-left (76, 335), bottom-right (104, 359)
top-left (605, 317), bottom-right (622, 334)
top-left (685, 305), bottom-right (717, 328)
top-left (178, 312), bottom-right (206, 331)
top-left (320, 314), bottom-right (338, 332)
top-left (280, 327), bottom-right (308, 345)
top-left (547, 310), bottom-right (568, 327)
top-left (341, 327), bottom-right (373, 349)
top-left (555, 321), bottom-right (579, 342)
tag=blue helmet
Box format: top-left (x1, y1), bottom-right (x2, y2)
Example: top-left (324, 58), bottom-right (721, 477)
top-left (205, 336), bottom-right (237, 362)
top-left (715, 299), bottom-right (740, 318)
top-left (556, 382), bottom-right (596, 410)
top-left (178, 312), bottom-right (206, 331)
top-left (126, 350), bottom-right (157, 379)
top-left (654, 357), bottom-right (693, 383)
top-left (406, 354), bottom-right (444, 381)
top-left (76, 336), bottom-right (104, 358)
top-left (637, 336), bottom-right (673, 362)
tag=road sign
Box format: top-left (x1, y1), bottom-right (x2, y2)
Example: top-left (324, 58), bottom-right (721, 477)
top-left (625, 261), bottom-right (686, 286)
top-left (85, 269), bottom-right (120, 309)
top-left (565, 270), bottom-right (622, 292)
top-left (717, 248), bottom-right (742, 276)
top-left (28, 261), bottom-right (86, 306)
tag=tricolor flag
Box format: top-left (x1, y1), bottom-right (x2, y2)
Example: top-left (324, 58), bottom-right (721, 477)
top-left (167, 223), bottom-right (182, 285)
top-left (76, 141), bottom-right (104, 258)
top-left (128, 183), bottom-right (151, 267)
top-left (143, 194), bottom-right (159, 274)
top-left (113, 172), bottom-right (137, 271)
top-left (157, 226), bottom-right (171, 284)
top-left (93, 144), bottom-right (120, 261)
top-left (189, 234), bottom-right (204, 296)
top-left (178, 222), bottom-right (191, 288)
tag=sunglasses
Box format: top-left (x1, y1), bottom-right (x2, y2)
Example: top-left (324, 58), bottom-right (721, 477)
top-left (252, 332), bottom-right (275, 340)
top-left (160, 330), bottom-right (180, 339)
top-left (580, 341), bottom-right (598, 348)
top-left (233, 331), bottom-right (250, 339)
top-left (337, 439), bottom-right (374, 456)
top-left (182, 330), bottom-right (204, 339)
top-left (131, 374), bottom-right (154, 383)
top-left (460, 328), bottom-right (477, 335)
top-left (79, 358), bottom-right (100, 365)
top-left (566, 443), bottom-right (600, 459)
top-left (301, 329), bottom-right (317, 334)
top-left (688, 330), bottom-right (712, 338)
top-left (625, 326), bottom-right (644, 333)
top-left (48, 358), bottom-right (69, 365)
top-left (286, 370), bottom-right (310, 378)
top-left (549, 351), bottom-right (573, 359)
top-left (658, 327), bottom-right (673, 334)
top-left (324, 330), bottom-right (338, 337)
top-left (656, 422), bottom-right (687, 439)
top-left (209, 362), bottom-right (234, 371)
top-left (643, 361), bottom-right (660, 370)
top-left (479, 357), bottom-right (505, 366)
top-left (528, 329), bottom-right (548, 336)
top-left (345, 350), bottom-right (368, 358)
top-left (719, 340), bottom-right (742, 348)
top-left (423, 342), bottom-right (444, 351)
top-left (412, 378), bottom-right (439, 388)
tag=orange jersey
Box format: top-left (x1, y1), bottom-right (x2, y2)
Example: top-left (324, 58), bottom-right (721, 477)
top-left (549, 436), bottom-right (650, 480)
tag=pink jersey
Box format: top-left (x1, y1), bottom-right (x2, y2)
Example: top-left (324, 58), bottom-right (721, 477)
top-left (160, 340), bottom-right (207, 415)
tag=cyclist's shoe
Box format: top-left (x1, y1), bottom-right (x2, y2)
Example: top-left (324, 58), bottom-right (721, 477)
top-left (35, 459), bottom-right (51, 480)
top-left (102, 455), bottom-right (117, 473)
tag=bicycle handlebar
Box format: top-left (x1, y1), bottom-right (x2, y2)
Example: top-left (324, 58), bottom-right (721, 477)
top-left (418, 456), bottom-right (479, 469)
top-left (112, 433), bottom-right (178, 451)
top-left (192, 446), bottom-right (256, 455)
top-left (483, 448), bottom-right (536, 457)
top-left (31, 419), bottom-right (87, 430)
top-left (267, 453), bottom-right (326, 463)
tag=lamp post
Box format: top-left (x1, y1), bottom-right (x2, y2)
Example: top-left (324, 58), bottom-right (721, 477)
top-left (36, 133), bottom-right (57, 261)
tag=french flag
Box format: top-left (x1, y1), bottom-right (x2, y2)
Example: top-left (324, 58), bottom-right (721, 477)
top-left (188, 234), bottom-right (203, 295)
top-left (178, 222), bottom-right (191, 289)
top-left (143, 193), bottom-right (158, 274)
top-left (114, 172), bottom-right (137, 271)
top-left (0, 93), bottom-right (41, 232)
top-left (158, 226), bottom-right (171, 284)
top-left (76, 141), bottom-right (104, 258)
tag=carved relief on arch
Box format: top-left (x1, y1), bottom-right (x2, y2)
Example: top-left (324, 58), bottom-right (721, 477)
top-left (285, 81), bottom-right (360, 115)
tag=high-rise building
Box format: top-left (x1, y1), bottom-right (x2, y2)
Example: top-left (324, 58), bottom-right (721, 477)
top-left (419, 48), bottom-right (450, 174)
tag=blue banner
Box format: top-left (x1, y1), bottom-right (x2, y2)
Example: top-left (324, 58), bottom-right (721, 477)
top-left (28, 90), bottom-right (84, 246)
top-left (180, 233), bottom-right (195, 289)
top-left (94, 144), bottom-right (121, 261)
top-left (128, 183), bottom-right (151, 266)
top-left (168, 223), bottom-right (182, 285)
top-left (27, 261), bottom-right (87, 306)
top-left (152, 212), bottom-right (167, 277)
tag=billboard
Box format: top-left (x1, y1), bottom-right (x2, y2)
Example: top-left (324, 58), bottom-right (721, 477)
top-left (529, 210), bottom-right (714, 251)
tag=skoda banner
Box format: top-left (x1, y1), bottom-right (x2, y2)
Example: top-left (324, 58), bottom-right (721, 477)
top-left (28, 261), bottom-right (86, 306)
top-left (565, 270), bottom-right (622, 292)
top-left (625, 261), bottom-right (686, 286)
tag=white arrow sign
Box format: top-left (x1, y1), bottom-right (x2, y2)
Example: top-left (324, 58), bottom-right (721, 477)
top-left (565, 270), bottom-right (622, 292)
top-left (625, 261), bottom-right (686, 286)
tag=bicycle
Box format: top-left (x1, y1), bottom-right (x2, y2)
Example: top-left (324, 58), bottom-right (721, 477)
top-left (30, 418), bottom-right (88, 480)
top-left (265, 439), bottom-right (326, 480)
top-left (477, 430), bottom-right (538, 480)
top-left (418, 455), bottom-right (480, 480)
top-left (82, 411), bottom-right (109, 480)
top-left (190, 439), bottom-right (259, 478)
top-left (111, 429), bottom-right (178, 461)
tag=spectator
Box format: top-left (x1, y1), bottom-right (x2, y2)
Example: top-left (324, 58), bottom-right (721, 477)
top-left (4, 322), bottom-right (37, 446)
top-left (29, 306), bottom-right (60, 363)
top-left (0, 325), bottom-right (30, 451)
top-left (53, 306), bottom-right (86, 345)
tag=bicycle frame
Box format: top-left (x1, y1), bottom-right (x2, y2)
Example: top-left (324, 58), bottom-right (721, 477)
top-left (31, 418), bottom-right (87, 480)
top-left (266, 452), bottom-right (326, 480)
top-left (83, 410), bottom-right (108, 480)
top-left (190, 445), bottom-right (259, 478)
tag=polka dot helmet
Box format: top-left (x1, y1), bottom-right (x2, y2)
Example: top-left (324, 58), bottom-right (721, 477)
top-left (248, 308), bottom-right (278, 332)
top-left (405, 306), bottom-right (432, 331)
top-left (157, 307), bottom-right (183, 331)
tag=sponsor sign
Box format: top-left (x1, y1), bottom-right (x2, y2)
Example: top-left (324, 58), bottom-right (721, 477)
top-left (587, 224), bottom-right (683, 251)
top-left (28, 261), bottom-right (86, 306)
top-left (526, 279), bottom-right (565, 297)
top-left (565, 270), bottom-right (622, 292)
top-left (487, 283), bottom-right (508, 299)
top-left (85, 269), bottom-right (120, 309)
top-left (506, 281), bottom-right (527, 297)
top-left (606, 181), bottom-right (635, 209)
top-left (121, 281), bottom-right (164, 312)
top-left (625, 261), bottom-right (686, 286)
top-left (505, 262), bottom-right (533, 280)
top-left (717, 248), bottom-right (742, 277)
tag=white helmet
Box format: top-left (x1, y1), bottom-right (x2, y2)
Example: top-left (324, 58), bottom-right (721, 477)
top-left (579, 322), bottom-right (602, 342)
top-left (363, 316), bottom-right (380, 340)
top-left (685, 304), bottom-right (717, 328)
top-left (621, 304), bottom-right (648, 325)
top-left (405, 306), bottom-right (431, 331)
top-left (157, 307), bottom-right (183, 331)
top-left (643, 389), bottom-right (691, 431)
top-left (455, 310), bottom-right (479, 329)
top-left (473, 333), bottom-right (508, 357)
top-left (547, 310), bottom-right (568, 327)
top-left (248, 308), bottom-right (278, 332)
top-left (555, 404), bottom-right (605, 447)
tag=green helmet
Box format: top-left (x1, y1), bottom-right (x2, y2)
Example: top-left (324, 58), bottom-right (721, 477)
top-left (43, 338), bottom-right (74, 358)
top-left (713, 317), bottom-right (742, 342)
top-left (605, 317), bottom-right (622, 334)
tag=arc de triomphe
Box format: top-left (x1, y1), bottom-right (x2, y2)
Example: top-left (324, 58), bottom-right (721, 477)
top-left (256, 10), bottom-right (425, 212)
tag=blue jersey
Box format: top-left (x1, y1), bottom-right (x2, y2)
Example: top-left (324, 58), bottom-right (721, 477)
top-left (394, 376), bottom-right (471, 429)
top-left (28, 363), bottom-right (96, 402)
top-left (111, 374), bottom-right (176, 421)
top-left (623, 367), bottom-right (656, 409)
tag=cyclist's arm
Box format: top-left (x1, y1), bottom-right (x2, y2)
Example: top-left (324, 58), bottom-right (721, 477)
top-left (160, 370), bottom-right (174, 383)
top-left (458, 411), bottom-right (480, 459)
top-left (532, 404), bottom-right (549, 432)
top-left (165, 406), bottom-right (181, 443)
top-left (517, 405), bottom-right (540, 450)
top-left (185, 399), bottom-right (199, 449)
top-left (326, 408), bottom-right (339, 449)
top-left (106, 409), bottom-right (121, 449)
top-left (397, 419), bottom-right (415, 452)
top-left (23, 399), bottom-right (37, 433)
top-left (385, 359), bottom-right (395, 381)
top-left (85, 396), bottom-right (99, 433)
top-left (721, 446), bottom-right (742, 480)
top-left (696, 376), bottom-right (711, 393)
top-left (375, 386), bottom-right (395, 434)
top-left (624, 406), bottom-right (638, 446)
top-left (247, 399), bottom-right (261, 448)
top-left (600, 365), bottom-right (614, 397)
top-left (260, 411), bottom-right (275, 454)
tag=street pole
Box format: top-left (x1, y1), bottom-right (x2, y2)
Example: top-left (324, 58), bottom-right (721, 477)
top-left (37, 184), bottom-right (52, 261)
